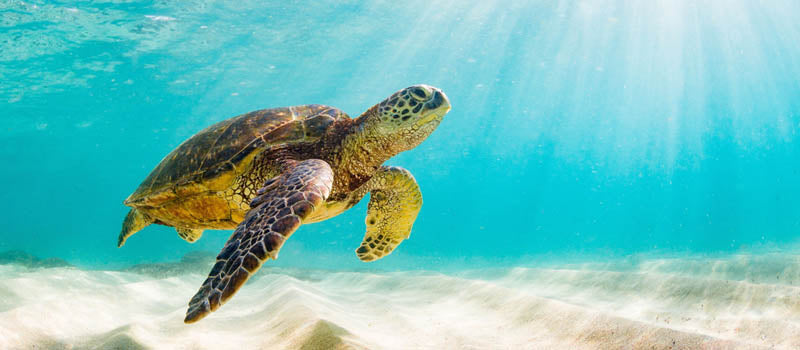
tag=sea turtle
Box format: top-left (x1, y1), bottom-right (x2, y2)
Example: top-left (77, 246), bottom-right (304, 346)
top-left (119, 84), bottom-right (450, 323)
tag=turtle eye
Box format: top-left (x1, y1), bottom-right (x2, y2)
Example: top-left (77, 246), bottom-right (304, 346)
top-left (409, 86), bottom-right (430, 101)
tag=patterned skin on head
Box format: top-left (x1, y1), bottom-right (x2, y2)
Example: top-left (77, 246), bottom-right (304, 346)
top-left (369, 84), bottom-right (451, 152)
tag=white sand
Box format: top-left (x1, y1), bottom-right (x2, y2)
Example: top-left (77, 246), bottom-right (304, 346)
top-left (0, 253), bottom-right (798, 349)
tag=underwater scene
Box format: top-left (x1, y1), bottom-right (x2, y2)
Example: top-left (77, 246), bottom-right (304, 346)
top-left (2, 0), bottom-right (800, 349)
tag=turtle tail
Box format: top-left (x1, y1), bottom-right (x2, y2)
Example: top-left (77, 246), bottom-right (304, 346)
top-left (118, 209), bottom-right (154, 247)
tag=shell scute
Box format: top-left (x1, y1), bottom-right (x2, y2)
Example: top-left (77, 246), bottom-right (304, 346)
top-left (126, 105), bottom-right (348, 207)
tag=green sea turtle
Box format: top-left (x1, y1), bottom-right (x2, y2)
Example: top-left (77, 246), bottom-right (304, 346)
top-left (119, 85), bottom-right (450, 323)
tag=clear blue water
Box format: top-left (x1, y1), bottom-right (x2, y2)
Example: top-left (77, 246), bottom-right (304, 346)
top-left (1, 0), bottom-right (799, 270)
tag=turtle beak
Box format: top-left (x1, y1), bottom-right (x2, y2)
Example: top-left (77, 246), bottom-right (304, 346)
top-left (415, 88), bottom-right (450, 127)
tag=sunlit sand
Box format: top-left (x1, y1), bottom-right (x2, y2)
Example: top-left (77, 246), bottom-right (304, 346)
top-left (0, 253), bottom-right (798, 349)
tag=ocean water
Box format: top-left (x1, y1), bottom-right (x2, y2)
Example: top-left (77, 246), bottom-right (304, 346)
top-left (2, 0), bottom-right (800, 349)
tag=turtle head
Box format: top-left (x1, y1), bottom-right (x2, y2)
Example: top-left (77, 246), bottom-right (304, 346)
top-left (363, 84), bottom-right (451, 151)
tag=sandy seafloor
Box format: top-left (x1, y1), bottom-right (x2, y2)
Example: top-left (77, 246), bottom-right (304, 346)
top-left (0, 252), bottom-right (798, 350)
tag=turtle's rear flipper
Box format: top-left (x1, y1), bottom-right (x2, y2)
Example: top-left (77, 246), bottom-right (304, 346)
top-left (356, 166), bottom-right (422, 262)
top-left (184, 159), bottom-right (333, 324)
top-left (118, 208), bottom-right (154, 247)
top-left (176, 227), bottom-right (203, 243)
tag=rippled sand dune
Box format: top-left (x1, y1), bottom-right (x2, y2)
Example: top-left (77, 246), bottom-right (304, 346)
top-left (0, 253), bottom-right (798, 349)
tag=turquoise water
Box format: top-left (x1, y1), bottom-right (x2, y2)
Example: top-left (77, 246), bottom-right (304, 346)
top-left (2, 0), bottom-right (799, 270)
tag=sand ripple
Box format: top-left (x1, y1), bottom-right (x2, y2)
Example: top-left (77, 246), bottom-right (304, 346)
top-left (0, 254), bottom-right (798, 349)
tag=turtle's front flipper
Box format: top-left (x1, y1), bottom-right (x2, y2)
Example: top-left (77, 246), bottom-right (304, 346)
top-left (184, 159), bottom-right (333, 324)
top-left (356, 166), bottom-right (422, 262)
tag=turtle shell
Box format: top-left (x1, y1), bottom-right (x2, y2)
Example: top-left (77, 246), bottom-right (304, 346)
top-left (125, 104), bottom-right (348, 207)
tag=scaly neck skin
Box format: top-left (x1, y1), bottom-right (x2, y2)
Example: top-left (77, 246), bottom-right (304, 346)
top-left (321, 106), bottom-right (400, 198)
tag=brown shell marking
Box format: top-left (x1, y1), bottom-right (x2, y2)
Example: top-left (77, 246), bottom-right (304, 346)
top-left (125, 105), bottom-right (347, 207)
